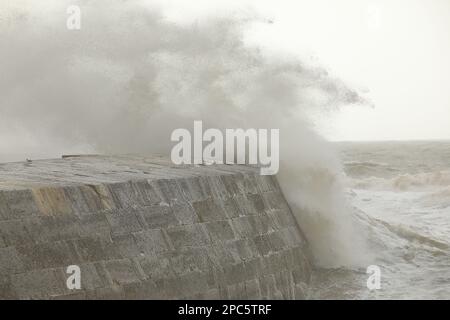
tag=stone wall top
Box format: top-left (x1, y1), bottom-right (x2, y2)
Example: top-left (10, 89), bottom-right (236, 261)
top-left (0, 155), bottom-right (260, 191)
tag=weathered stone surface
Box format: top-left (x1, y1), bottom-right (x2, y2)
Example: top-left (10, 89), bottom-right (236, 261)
top-left (166, 247), bottom-right (211, 276)
top-left (138, 205), bottom-right (179, 229)
top-left (0, 190), bottom-right (40, 220)
top-left (192, 198), bottom-right (225, 222)
top-left (11, 268), bottom-right (68, 299)
top-left (78, 213), bottom-right (111, 240)
top-left (0, 276), bottom-right (15, 299)
top-left (205, 220), bottom-right (236, 242)
top-left (106, 210), bottom-right (144, 237)
top-left (133, 229), bottom-right (170, 254)
top-left (73, 237), bottom-right (121, 262)
top-left (78, 262), bottom-right (111, 290)
top-left (0, 247), bottom-right (25, 276)
top-left (138, 255), bottom-right (175, 279)
top-left (0, 155), bottom-right (311, 299)
top-left (104, 259), bottom-right (142, 285)
top-left (16, 241), bottom-right (80, 271)
top-left (40, 216), bottom-right (81, 242)
top-left (0, 219), bottom-right (35, 247)
top-left (170, 200), bottom-right (198, 225)
top-left (166, 224), bottom-right (210, 249)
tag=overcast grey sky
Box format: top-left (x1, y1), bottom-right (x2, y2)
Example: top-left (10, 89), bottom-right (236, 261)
top-left (159, 0), bottom-right (450, 141)
top-left (2, 0), bottom-right (450, 145)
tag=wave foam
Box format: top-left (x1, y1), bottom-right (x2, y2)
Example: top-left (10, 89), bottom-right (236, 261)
top-left (348, 170), bottom-right (450, 191)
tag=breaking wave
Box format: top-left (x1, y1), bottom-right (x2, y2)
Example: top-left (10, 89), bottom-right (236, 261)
top-left (348, 170), bottom-right (450, 191)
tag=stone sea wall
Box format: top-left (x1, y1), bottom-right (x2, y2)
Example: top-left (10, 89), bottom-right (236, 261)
top-left (0, 156), bottom-right (311, 299)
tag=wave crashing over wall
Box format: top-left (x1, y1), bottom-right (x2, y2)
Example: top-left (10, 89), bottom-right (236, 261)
top-left (0, 1), bottom-right (368, 268)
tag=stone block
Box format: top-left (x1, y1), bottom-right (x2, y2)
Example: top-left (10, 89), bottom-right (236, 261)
top-left (78, 213), bottom-right (111, 240)
top-left (293, 283), bottom-right (307, 299)
top-left (234, 195), bottom-right (257, 216)
top-left (266, 230), bottom-right (287, 252)
top-left (105, 209), bottom-right (143, 237)
top-left (205, 220), bottom-right (236, 242)
top-left (39, 215), bottom-right (81, 242)
top-left (247, 193), bottom-right (266, 213)
top-left (244, 258), bottom-right (264, 280)
top-left (291, 266), bottom-right (310, 285)
top-left (170, 200), bottom-right (199, 225)
top-left (220, 197), bottom-right (243, 218)
top-left (122, 280), bottom-right (160, 299)
top-left (112, 234), bottom-right (141, 258)
top-left (230, 216), bottom-right (255, 239)
top-left (0, 219), bottom-right (35, 246)
top-left (224, 262), bottom-right (247, 285)
top-left (104, 259), bottom-right (142, 286)
top-left (172, 271), bottom-right (209, 298)
top-left (151, 179), bottom-right (184, 203)
top-left (107, 180), bottom-right (161, 209)
top-left (208, 243), bottom-right (238, 267)
top-left (73, 237), bottom-right (121, 262)
top-left (197, 177), bottom-right (215, 199)
top-left (107, 182), bottom-right (141, 209)
top-left (166, 224), bottom-right (210, 249)
top-left (262, 192), bottom-right (290, 211)
top-left (91, 286), bottom-right (124, 300)
top-left (178, 177), bottom-right (209, 202)
top-left (32, 187), bottom-right (73, 216)
top-left (245, 278), bottom-right (261, 299)
top-left (240, 174), bottom-right (259, 194)
top-left (11, 268), bottom-right (67, 299)
top-left (254, 175), bottom-right (277, 193)
top-left (62, 186), bottom-right (96, 214)
top-left (137, 205), bottom-right (179, 229)
top-left (227, 282), bottom-right (246, 299)
top-left (252, 235), bottom-right (271, 256)
top-left (0, 190), bottom-right (39, 220)
top-left (192, 198), bottom-right (225, 222)
top-left (202, 288), bottom-right (220, 299)
top-left (51, 291), bottom-right (87, 300)
top-left (133, 229), bottom-right (170, 254)
top-left (260, 274), bottom-right (280, 300)
top-left (166, 247), bottom-right (211, 276)
top-left (132, 180), bottom-right (161, 205)
top-left (78, 262), bottom-right (111, 290)
top-left (268, 209), bottom-right (294, 229)
top-left (86, 184), bottom-right (115, 211)
top-left (220, 175), bottom-right (241, 196)
top-left (16, 241), bottom-right (81, 270)
top-left (206, 176), bottom-right (229, 200)
top-left (136, 254), bottom-right (175, 279)
top-left (225, 239), bottom-right (258, 261)
top-left (0, 247), bottom-right (25, 276)
top-left (0, 276), bottom-right (15, 299)
top-left (274, 270), bottom-right (293, 299)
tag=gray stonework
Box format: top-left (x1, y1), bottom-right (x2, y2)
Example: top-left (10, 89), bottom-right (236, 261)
top-left (0, 155), bottom-right (312, 299)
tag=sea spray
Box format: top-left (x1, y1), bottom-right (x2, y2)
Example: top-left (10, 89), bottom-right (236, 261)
top-left (0, 0), bottom-right (369, 267)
